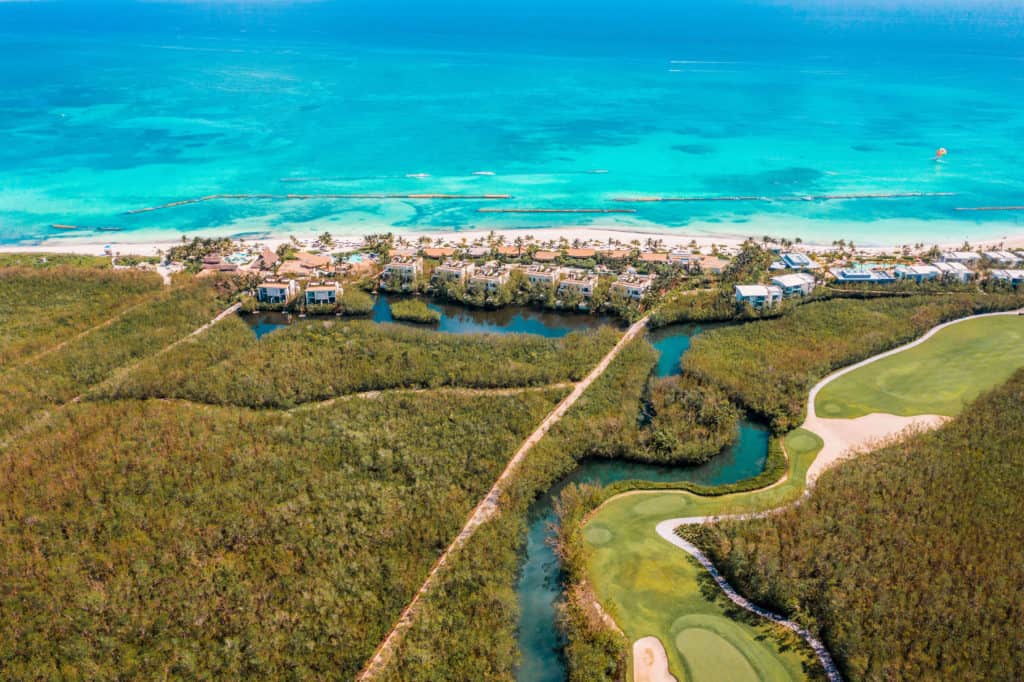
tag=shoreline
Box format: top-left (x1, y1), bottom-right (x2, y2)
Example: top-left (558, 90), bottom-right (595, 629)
top-left (2, 222), bottom-right (1024, 258)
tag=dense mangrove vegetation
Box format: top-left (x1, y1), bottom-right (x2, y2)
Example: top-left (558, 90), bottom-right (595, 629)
top-left (688, 368), bottom-right (1024, 680)
top-left (0, 253), bottom-right (113, 269)
top-left (378, 339), bottom-right (658, 680)
top-left (685, 292), bottom-right (1024, 430)
top-left (0, 266), bottom-right (162, 365)
top-left (0, 278), bottom-right (229, 438)
top-left (640, 374), bottom-right (741, 463)
top-left (98, 319), bottom-right (619, 408)
top-left (0, 388), bottom-right (563, 679)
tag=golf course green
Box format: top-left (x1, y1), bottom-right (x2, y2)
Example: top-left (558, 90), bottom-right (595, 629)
top-left (583, 430), bottom-right (825, 681)
top-left (815, 315), bottom-right (1024, 419)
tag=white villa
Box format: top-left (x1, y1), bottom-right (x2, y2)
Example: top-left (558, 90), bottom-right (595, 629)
top-left (984, 251), bottom-right (1022, 266)
top-left (931, 261), bottom-right (974, 282)
top-left (256, 279), bottom-right (298, 304)
top-left (941, 251), bottom-right (982, 265)
top-left (894, 264), bottom-right (942, 283)
top-left (770, 272), bottom-right (816, 297)
top-left (771, 252), bottom-right (820, 271)
top-left (557, 268), bottom-right (599, 299)
top-left (304, 281), bottom-right (341, 305)
top-left (469, 263), bottom-right (511, 292)
top-left (990, 269), bottom-right (1024, 285)
top-left (381, 256), bottom-right (423, 287)
top-left (526, 264), bottom-right (562, 289)
top-left (667, 250), bottom-right (693, 268)
top-left (432, 260), bottom-right (476, 284)
top-left (735, 284), bottom-right (783, 308)
top-left (830, 266), bottom-right (897, 284)
top-left (611, 272), bottom-right (654, 301)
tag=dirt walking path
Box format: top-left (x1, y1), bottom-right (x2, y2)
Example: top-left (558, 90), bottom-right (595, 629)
top-left (356, 316), bottom-right (650, 680)
top-left (0, 302), bottom-right (242, 451)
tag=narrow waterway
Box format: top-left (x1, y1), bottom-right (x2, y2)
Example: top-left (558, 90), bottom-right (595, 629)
top-left (514, 323), bottom-right (771, 682)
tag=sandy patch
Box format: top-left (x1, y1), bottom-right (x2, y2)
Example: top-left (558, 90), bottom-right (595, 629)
top-left (804, 412), bottom-right (949, 486)
top-left (633, 636), bottom-right (677, 682)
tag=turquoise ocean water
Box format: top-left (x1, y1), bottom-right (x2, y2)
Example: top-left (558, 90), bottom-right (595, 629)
top-left (1, 1), bottom-right (1023, 248)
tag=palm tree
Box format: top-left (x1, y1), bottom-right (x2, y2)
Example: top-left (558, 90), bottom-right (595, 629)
top-left (318, 232), bottom-right (334, 247)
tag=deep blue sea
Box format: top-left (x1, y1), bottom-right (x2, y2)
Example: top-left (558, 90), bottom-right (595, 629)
top-left (1, 1), bottom-right (1023, 248)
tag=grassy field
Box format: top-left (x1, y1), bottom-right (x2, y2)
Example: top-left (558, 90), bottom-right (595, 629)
top-left (815, 315), bottom-right (1024, 418)
top-left (581, 430), bottom-right (825, 681)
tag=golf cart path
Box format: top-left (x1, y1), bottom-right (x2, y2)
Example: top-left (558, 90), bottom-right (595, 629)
top-left (645, 307), bottom-right (1023, 681)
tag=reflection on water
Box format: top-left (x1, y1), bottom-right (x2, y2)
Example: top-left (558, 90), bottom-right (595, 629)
top-left (373, 294), bottom-right (620, 337)
top-left (242, 295), bottom-right (621, 339)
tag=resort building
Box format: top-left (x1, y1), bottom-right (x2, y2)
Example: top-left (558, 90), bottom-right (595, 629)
top-left (557, 268), bottom-right (599, 299)
top-left (668, 250), bottom-right (693, 268)
top-left (278, 251), bottom-right (334, 277)
top-left (496, 245), bottom-right (522, 258)
top-left (432, 260), bottom-right (476, 284)
top-left (422, 246), bottom-right (457, 259)
top-left (381, 256), bottom-right (423, 288)
top-left (694, 255), bottom-right (729, 275)
top-left (257, 279), bottom-right (298, 304)
top-left (894, 264), bottom-right (942, 283)
top-left (304, 282), bottom-right (341, 306)
top-left (611, 272), bottom-right (654, 301)
top-left (829, 266), bottom-right (897, 284)
top-left (771, 252), bottom-right (821, 271)
top-left (770, 272), bottom-right (816, 297)
top-left (525, 264), bottom-right (562, 289)
top-left (734, 284), bottom-right (783, 309)
top-left (565, 247), bottom-right (597, 259)
top-left (941, 251), bottom-right (982, 265)
top-left (983, 251), bottom-right (1022, 267)
top-left (201, 255), bottom-right (238, 273)
top-left (532, 250), bottom-right (559, 263)
top-left (639, 252), bottom-right (669, 265)
top-left (931, 261), bottom-right (974, 282)
top-left (989, 269), bottom-right (1024, 286)
top-left (466, 246), bottom-right (489, 258)
top-left (259, 247), bottom-right (280, 271)
top-left (468, 263), bottom-right (511, 292)
top-left (598, 248), bottom-right (632, 262)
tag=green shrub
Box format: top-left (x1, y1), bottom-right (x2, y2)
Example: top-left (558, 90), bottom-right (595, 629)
top-left (389, 298), bottom-right (440, 324)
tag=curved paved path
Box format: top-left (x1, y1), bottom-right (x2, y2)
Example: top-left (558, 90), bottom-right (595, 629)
top-left (643, 306), bottom-right (1024, 681)
top-left (802, 307), bottom-right (1022, 485)
top-left (357, 316), bottom-right (650, 680)
top-left (655, 518), bottom-right (841, 681)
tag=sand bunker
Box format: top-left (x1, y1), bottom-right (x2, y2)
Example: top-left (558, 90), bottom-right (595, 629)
top-left (804, 411), bottom-right (949, 486)
top-left (633, 636), bottom-right (677, 682)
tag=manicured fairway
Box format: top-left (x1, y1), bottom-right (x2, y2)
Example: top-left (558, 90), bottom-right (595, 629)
top-left (815, 315), bottom-right (1024, 419)
top-left (583, 430), bottom-right (825, 681)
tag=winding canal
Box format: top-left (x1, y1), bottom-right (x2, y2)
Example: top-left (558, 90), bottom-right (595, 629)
top-left (515, 322), bottom-right (771, 682)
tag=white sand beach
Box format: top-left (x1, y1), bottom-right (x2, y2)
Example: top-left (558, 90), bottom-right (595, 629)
top-left (3, 223), bottom-right (1023, 258)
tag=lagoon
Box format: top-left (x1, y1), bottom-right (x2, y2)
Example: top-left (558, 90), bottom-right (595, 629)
top-left (242, 294), bottom-right (619, 339)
